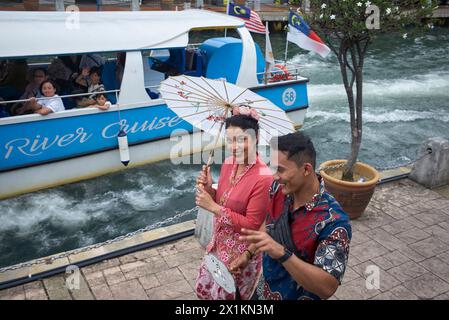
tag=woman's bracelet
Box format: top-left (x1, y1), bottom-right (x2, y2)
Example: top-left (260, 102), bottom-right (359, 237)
top-left (244, 249), bottom-right (254, 259)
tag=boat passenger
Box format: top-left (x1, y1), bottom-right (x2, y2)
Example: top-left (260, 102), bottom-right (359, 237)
top-left (194, 112), bottom-right (273, 300)
top-left (75, 66), bottom-right (105, 108)
top-left (11, 68), bottom-right (47, 115)
top-left (91, 92), bottom-right (111, 111)
top-left (28, 79), bottom-right (65, 115)
top-left (0, 59), bottom-right (28, 101)
top-left (47, 55), bottom-right (81, 93)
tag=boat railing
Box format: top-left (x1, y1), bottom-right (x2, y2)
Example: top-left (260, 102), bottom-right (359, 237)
top-left (256, 60), bottom-right (302, 83)
top-left (0, 88), bottom-right (122, 106)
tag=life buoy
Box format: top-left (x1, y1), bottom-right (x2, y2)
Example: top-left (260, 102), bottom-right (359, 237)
top-left (269, 64), bottom-right (293, 82)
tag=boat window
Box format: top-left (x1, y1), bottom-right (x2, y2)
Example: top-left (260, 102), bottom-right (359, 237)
top-left (0, 52), bottom-right (126, 118)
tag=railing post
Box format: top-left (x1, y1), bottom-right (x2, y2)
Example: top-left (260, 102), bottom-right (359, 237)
top-left (55, 0), bottom-right (65, 11)
top-left (131, 0), bottom-right (140, 11)
top-left (196, 0), bottom-right (204, 9)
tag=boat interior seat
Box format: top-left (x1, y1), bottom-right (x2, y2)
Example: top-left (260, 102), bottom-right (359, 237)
top-left (101, 60), bottom-right (118, 104)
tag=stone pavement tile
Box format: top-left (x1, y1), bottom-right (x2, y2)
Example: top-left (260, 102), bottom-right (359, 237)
top-left (423, 225), bottom-right (449, 245)
top-left (133, 247), bottom-right (160, 260)
top-left (351, 261), bottom-right (401, 292)
top-left (396, 228), bottom-right (430, 244)
top-left (43, 275), bottom-right (72, 300)
top-left (409, 237), bottom-right (449, 259)
top-left (81, 258), bottom-right (120, 274)
top-left (350, 220), bottom-right (371, 233)
top-left (368, 228), bottom-right (407, 251)
top-left (439, 221), bottom-right (449, 231)
top-left (110, 279), bottom-right (148, 300)
top-left (163, 248), bottom-right (204, 268)
top-left (347, 254), bottom-right (362, 267)
top-left (369, 291), bottom-right (398, 300)
top-left (90, 284), bottom-right (113, 300)
top-left (350, 231), bottom-right (372, 246)
top-left (334, 277), bottom-right (381, 300)
top-left (121, 258), bottom-right (168, 280)
top-left (174, 237), bottom-right (203, 253)
top-left (381, 204), bottom-right (414, 221)
top-left (69, 273), bottom-right (94, 300)
top-left (429, 198), bottom-right (449, 210)
top-left (0, 285), bottom-right (25, 300)
top-left (23, 281), bottom-right (47, 300)
top-left (146, 279), bottom-right (195, 300)
top-left (436, 252), bottom-right (449, 265)
top-left (155, 268), bottom-right (185, 285)
top-left (419, 257), bottom-right (449, 283)
top-left (357, 207), bottom-right (397, 229)
top-left (381, 217), bottom-right (423, 235)
top-left (433, 292), bottom-right (449, 300)
top-left (389, 285), bottom-right (419, 300)
top-left (387, 260), bottom-right (428, 283)
top-left (83, 270), bottom-right (107, 288)
top-left (103, 266), bottom-right (127, 286)
top-left (174, 292), bottom-right (199, 300)
top-left (397, 245), bottom-right (427, 263)
top-left (414, 210), bottom-right (449, 226)
top-left (349, 241), bottom-right (390, 263)
top-left (400, 202), bottom-right (435, 216)
top-left (138, 274), bottom-right (160, 290)
top-left (178, 261), bottom-right (201, 281)
top-left (341, 266), bottom-right (359, 283)
top-left (157, 243), bottom-right (178, 257)
top-left (371, 250), bottom-right (410, 270)
top-left (403, 273), bottom-right (449, 300)
top-left (119, 255), bottom-right (138, 264)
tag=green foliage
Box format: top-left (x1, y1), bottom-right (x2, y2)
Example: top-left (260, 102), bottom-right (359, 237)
top-left (304, 0), bottom-right (437, 48)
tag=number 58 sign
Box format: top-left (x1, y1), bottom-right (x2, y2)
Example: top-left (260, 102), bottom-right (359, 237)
top-left (282, 88), bottom-right (296, 107)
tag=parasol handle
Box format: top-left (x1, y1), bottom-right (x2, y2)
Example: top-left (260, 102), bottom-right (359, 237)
top-left (198, 109), bottom-right (228, 189)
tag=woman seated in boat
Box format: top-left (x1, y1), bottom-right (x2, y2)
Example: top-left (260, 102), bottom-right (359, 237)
top-left (28, 79), bottom-right (65, 115)
top-left (74, 66), bottom-right (105, 108)
top-left (11, 68), bottom-right (48, 116)
top-left (194, 110), bottom-right (273, 300)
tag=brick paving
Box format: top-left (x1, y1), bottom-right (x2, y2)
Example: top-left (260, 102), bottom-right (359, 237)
top-left (1, 178), bottom-right (449, 300)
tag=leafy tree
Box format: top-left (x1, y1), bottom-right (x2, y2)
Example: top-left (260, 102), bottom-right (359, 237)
top-left (303, 0), bottom-right (437, 180)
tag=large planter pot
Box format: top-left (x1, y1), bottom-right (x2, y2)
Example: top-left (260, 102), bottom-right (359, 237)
top-left (23, 0), bottom-right (39, 11)
top-left (319, 160), bottom-right (380, 219)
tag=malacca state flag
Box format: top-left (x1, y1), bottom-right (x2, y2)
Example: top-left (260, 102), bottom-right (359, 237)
top-left (287, 11), bottom-right (331, 58)
top-left (227, 2), bottom-right (266, 34)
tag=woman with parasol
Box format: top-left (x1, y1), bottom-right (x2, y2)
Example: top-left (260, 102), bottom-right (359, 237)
top-left (194, 109), bottom-right (273, 300)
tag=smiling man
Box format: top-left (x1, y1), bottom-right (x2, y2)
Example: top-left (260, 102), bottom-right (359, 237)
top-left (231, 131), bottom-right (352, 300)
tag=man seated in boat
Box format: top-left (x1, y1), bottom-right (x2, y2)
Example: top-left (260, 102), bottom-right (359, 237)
top-left (28, 79), bottom-right (65, 115)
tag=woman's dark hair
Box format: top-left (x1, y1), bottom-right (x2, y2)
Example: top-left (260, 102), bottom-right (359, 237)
top-left (225, 114), bottom-right (259, 136)
top-left (39, 79), bottom-right (59, 95)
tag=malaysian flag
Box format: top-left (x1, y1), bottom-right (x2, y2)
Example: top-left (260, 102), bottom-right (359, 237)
top-left (227, 2), bottom-right (266, 34)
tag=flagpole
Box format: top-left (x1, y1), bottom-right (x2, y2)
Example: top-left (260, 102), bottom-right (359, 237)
top-left (264, 22), bottom-right (269, 84)
top-left (224, 0), bottom-right (230, 37)
top-left (284, 36), bottom-right (289, 64)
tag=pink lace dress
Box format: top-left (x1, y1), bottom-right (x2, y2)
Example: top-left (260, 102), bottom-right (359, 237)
top-left (195, 155), bottom-right (273, 300)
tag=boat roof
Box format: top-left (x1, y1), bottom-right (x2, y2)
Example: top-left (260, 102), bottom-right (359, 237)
top-left (0, 9), bottom-right (245, 58)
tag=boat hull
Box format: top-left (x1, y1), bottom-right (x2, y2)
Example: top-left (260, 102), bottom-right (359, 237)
top-left (0, 80), bottom-right (308, 199)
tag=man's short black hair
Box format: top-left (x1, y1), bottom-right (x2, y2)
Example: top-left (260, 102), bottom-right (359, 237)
top-left (270, 131), bottom-right (316, 170)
